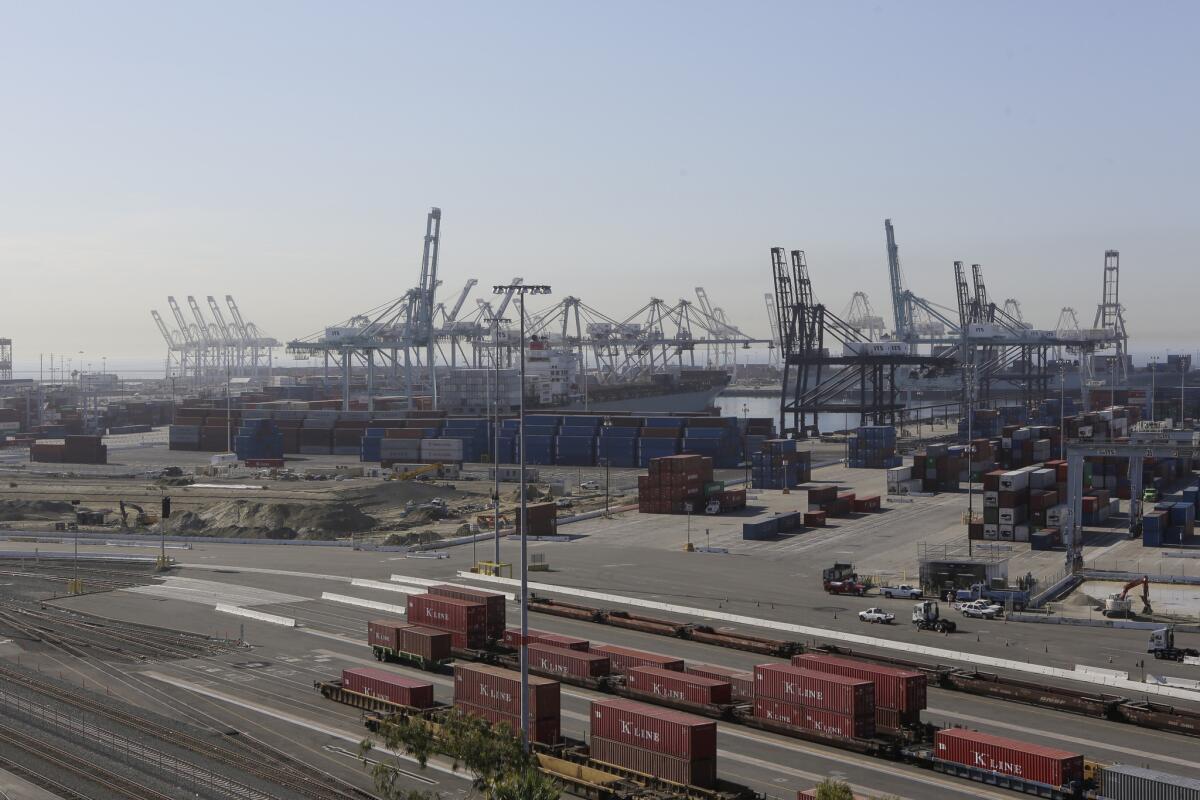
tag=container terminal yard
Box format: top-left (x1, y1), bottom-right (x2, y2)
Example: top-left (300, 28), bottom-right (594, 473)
top-left (1, 206), bottom-right (1200, 800)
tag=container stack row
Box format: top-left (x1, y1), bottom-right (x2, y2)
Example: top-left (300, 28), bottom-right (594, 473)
top-left (637, 454), bottom-right (715, 514)
top-left (751, 439), bottom-right (813, 489)
top-left (233, 418), bottom-right (284, 462)
top-left (30, 435), bottom-right (107, 465)
top-left (846, 426), bottom-right (901, 469)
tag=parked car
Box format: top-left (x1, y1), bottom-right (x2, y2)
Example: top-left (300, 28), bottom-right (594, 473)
top-left (958, 600), bottom-right (1003, 619)
top-left (881, 584), bottom-right (922, 599)
top-left (858, 607), bottom-right (896, 624)
top-left (579, 480), bottom-right (600, 491)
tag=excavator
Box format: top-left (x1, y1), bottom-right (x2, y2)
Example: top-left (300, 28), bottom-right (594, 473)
top-left (1103, 575), bottom-right (1152, 618)
top-left (118, 500), bottom-right (159, 528)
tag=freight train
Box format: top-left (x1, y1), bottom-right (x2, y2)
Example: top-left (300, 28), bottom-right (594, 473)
top-left (312, 583), bottom-right (1200, 800)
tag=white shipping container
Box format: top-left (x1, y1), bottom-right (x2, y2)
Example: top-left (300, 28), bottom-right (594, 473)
top-left (998, 524), bottom-right (1014, 541)
top-left (999, 470), bottom-right (1029, 491)
top-left (420, 438), bottom-right (464, 462)
top-left (903, 479), bottom-right (924, 494)
top-left (887, 466), bottom-right (912, 482)
top-left (1031, 469), bottom-right (1056, 489)
top-left (983, 524), bottom-right (999, 539)
top-left (983, 491), bottom-right (999, 508)
top-left (1013, 524), bottom-right (1030, 542)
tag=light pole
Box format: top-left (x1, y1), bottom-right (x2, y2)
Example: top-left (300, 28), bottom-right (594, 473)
top-left (602, 417), bottom-right (612, 517)
top-left (742, 403), bottom-right (750, 487)
top-left (494, 282), bottom-right (551, 751)
top-left (966, 364), bottom-right (975, 557)
top-left (1059, 364), bottom-right (1066, 461)
top-left (485, 315), bottom-right (511, 567)
top-left (1150, 356), bottom-right (1157, 423)
top-left (1182, 358), bottom-right (1187, 424)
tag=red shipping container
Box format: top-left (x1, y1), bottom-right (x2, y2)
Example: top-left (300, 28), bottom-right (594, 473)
top-left (590, 736), bottom-right (716, 789)
top-left (455, 701), bottom-right (560, 745)
top-left (453, 663), bottom-right (560, 721)
top-left (406, 594), bottom-right (488, 649)
top-left (590, 643), bottom-right (684, 674)
top-left (685, 663), bottom-right (753, 702)
top-left (589, 698), bottom-right (717, 761)
top-left (791, 654), bottom-right (926, 715)
top-left (627, 666), bottom-right (732, 706)
top-left (803, 511), bottom-right (827, 527)
top-left (368, 620), bottom-right (453, 663)
top-left (754, 664), bottom-right (874, 717)
top-left (429, 585), bottom-right (506, 640)
top-left (852, 496), bottom-right (880, 513)
top-left (934, 728), bottom-right (1083, 787)
top-left (503, 627), bottom-right (589, 651)
top-left (752, 697), bottom-right (874, 740)
top-left (527, 644), bottom-right (610, 679)
top-left (342, 667), bottom-right (435, 709)
top-left (807, 486), bottom-right (838, 504)
top-left (837, 491), bottom-right (856, 503)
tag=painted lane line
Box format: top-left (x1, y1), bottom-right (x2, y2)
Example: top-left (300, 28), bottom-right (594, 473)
top-left (320, 593), bottom-right (407, 615)
top-left (140, 671), bottom-right (467, 782)
top-left (455, 571), bottom-right (1200, 704)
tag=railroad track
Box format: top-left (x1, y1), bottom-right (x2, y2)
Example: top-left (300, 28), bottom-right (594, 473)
top-left (0, 601), bottom-right (230, 658)
top-left (0, 719), bottom-right (177, 800)
top-left (0, 604), bottom-right (217, 662)
top-left (0, 663), bottom-right (378, 800)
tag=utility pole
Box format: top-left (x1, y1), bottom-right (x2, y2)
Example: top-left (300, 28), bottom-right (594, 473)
top-left (493, 282), bottom-right (551, 752)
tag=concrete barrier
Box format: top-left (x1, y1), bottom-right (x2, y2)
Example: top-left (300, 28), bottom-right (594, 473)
top-left (215, 604), bottom-right (296, 627)
top-left (350, 579), bottom-right (422, 594)
top-left (320, 593), bottom-right (407, 615)
top-left (391, 574), bottom-right (516, 602)
top-left (456, 571), bottom-right (1200, 704)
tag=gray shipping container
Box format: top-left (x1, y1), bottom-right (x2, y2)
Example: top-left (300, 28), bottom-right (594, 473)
top-left (1098, 764), bottom-right (1200, 800)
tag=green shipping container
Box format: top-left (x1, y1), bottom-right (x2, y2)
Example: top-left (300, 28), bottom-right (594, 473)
top-left (704, 481), bottom-right (725, 496)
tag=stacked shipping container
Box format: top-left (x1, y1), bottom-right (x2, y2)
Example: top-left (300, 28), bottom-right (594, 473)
top-left (453, 663), bottom-right (560, 745)
top-left (589, 698), bottom-right (718, 789)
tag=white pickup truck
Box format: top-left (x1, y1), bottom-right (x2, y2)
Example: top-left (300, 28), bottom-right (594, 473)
top-left (881, 584), bottom-right (922, 599)
top-left (858, 608), bottom-right (895, 624)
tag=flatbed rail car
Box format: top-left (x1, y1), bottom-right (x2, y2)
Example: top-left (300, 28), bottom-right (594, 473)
top-left (916, 750), bottom-right (1079, 800)
top-left (529, 596), bottom-right (1200, 739)
top-left (313, 679), bottom-right (448, 717)
top-left (543, 747), bottom-right (762, 800)
top-left (372, 644), bottom-right (455, 671)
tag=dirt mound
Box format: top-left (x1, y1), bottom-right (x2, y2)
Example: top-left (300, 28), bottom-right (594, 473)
top-left (0, 500), bottom-right (76, 521)
top-left (171, 499), bottom-right (377, 538)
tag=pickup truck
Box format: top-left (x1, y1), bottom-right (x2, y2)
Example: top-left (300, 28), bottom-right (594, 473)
top-left (858, 608), bottom-right (895, 624)
top-left (881, 585), bottom-right (921, 599)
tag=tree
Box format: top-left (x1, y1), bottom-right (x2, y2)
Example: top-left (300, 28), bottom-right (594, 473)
top-left (360, 709), bottom-right (561, 799)
top-left (814, 779), bottom-right (856, 800)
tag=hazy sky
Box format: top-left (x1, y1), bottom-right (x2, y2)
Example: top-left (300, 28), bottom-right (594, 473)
top-left (2, 1), bottom-right (1197, 365)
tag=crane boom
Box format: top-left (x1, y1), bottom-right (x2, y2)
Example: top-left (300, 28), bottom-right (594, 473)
top-left (885, 219), bottom-right (911, 339)
top-left (150, 310), bottom-right (176, 347)
top-left (446, 279), bottom-right (477, 323)
top-left (168, 297), bottom-right (195, 344)
top-left (206, 296), bottom-right (236, 344)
